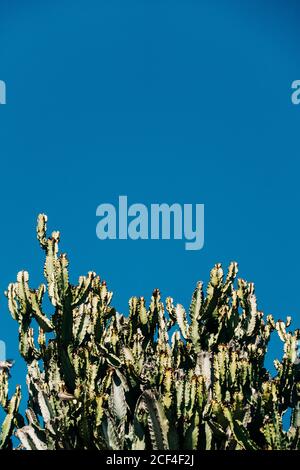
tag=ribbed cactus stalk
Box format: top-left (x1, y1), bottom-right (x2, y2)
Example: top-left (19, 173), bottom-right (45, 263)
top-left (0, 214), bottom-right (299, 450)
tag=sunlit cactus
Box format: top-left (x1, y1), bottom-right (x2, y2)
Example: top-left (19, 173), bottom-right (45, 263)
top-left (0, 214), bottom-right (300, 450)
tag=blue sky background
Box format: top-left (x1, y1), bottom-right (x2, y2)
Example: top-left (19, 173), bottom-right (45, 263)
top-left (0, 0), bottom-right (300, 416)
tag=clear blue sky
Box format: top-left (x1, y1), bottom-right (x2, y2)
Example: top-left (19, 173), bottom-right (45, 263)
top-left (0, 0), bottom-right (300, 397)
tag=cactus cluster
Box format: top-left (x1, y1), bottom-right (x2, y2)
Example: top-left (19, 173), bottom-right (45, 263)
top-left (0, 214), bottom-right (300, 450)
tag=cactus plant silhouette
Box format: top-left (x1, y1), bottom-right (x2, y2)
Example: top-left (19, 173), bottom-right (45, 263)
top-left (0, 215), bottom-right (299, 450)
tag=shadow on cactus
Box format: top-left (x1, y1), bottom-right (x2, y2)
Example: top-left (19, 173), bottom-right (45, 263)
top-left (0, 214), bottom-right (300, 450)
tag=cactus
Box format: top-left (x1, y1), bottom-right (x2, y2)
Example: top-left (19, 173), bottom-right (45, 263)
top-left (1, 214), bottom-right (300, 450)
top-left (0, 370), bottom-right (22, 449)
